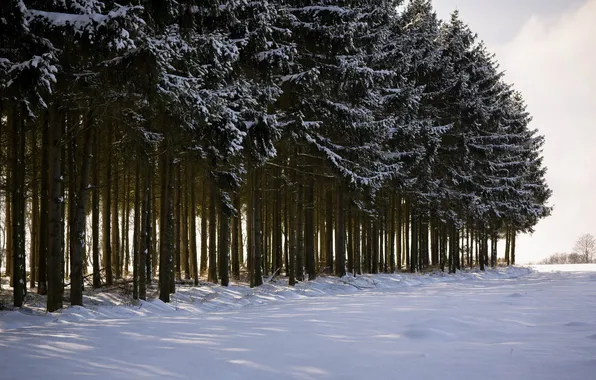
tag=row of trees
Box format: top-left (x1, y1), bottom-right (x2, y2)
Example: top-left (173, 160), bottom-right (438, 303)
top-left (0, 0), bottom-right (551, 311)
top-left (539, 234), bottom-right (596, 264)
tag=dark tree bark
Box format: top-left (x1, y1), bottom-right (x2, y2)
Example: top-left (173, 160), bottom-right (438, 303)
top-left (139, 160), bottom-right (150, 300)
top-left (288, 188), bottom-right (296, 287)
top-left (47, 108), bottom-right (65, 312)
top-left (208, 180), bottom-right (217, 283)
top-left (396, 195), bottom-right (402, 271)
top-left (218, 198), bottom-right (230, 287)
top-left (111, 139), bottom-right (120, 280)
top-left (146, 167), bottom-right (154, 285)
top-left (133, 160), bottom-right (141, 300)
top-left (190, 167), bottom-right (199, 286)
top-left (70, 115), bottom-right (93, 306)
top-left (91, 128), bottom-right (101, 289)
top-left (231, 193), bottom-right (240, 280)
top-left (253, 174), bottom-right (263, 287)
top-left (305, 182), bottom-right (316, 280)
top-left (511, 230), bottom-right (516, 265)
top-left (159, 147), bottom-right (174, 302)
top-left (38, 112), bottom-right (50, 294)
top-left (410, 210), bottom-right (418, 273)
top-left (200, 183), bottom-right (208, 276)
top-left (296, 184), bottom-right (305, 282)
top-left (354, 210), bottom-right (361, 275)
top-left (30, 125), bottom-right (39, 289)
top-left (182, 167), bottom-right (190, 280)
top-left (103, 125), bottom-right (113, 286)
top-left (174, 165), bottom-right (182, 281)
top-left (335, 189), bottom-right (346, 277)
top-left (10, 105), bottom-right (26, 307)
top-left (326, 190), bottom-right (333, 273)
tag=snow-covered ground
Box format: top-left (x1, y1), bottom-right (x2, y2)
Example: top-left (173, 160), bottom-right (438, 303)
top-left (1, 266), bottom-right (596, 379)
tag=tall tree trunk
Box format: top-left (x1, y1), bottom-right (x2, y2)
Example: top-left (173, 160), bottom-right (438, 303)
top-left (47, 108), bottom-right (65, 312)
top-left (326, 189), bottom-right (333, 273)
top-left (296, 184), bottom-right (304, 282)
top-left (335, 189), bottom-right (346, 277)
top-left (111, 139), bottom-right (120, 280)
top-left (182, 166), bottom-right (190, 280)
top-left (305, 182), bottom-right (316, 280)
top-left (231, 194), bottom-right (240, 280)
top-left (208, 180), bottom-right (218, 283)
top-left (139, 159), bottom-right (150, 300)
top-left (133, 160), bottom-right (141, 300)
top-left (11, 105), bottom-right (26, 307)
top-left (123, 171), bottom-right (130, 277)
top-left (30, 126), bottom-right (39, 289)
top-left (91, 128), bottom-right (101, 288)
top-left (371, 220), bottom-right (379, 274)
top-left (410, 209), bottom-right (418, 273)
top-left (389, 194), bottom-right (396, 273)
top-left (38, 113), bottom-right (50, 294)
top-left (288, 188), bottom-right (296, 287)
top-left (174, 165), bottom-right (181, 281)
top-left (159, 147), bottom-right (174, 302)
top-left (70, 115), bottom-right (93, 306)
top-left (511, 230), bottom-right (516, 265)
top-left (253, 173), bottom-right (263, 286)
top-left (145, 168), bottom-right (153, 285)
top-left (190, 167), bottom-right (199, 286)
top-left (218, 198), bottom-right (230, 287)
top-left (200, 182), bottom-right (208, 276)
top-left (103, 125), bottom-right (113, 286)
top-left (354, 210), bottom-right (361, 275)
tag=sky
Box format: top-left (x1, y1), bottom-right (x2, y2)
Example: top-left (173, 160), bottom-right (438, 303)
top-left (431, 0), bottom-right (596, 263)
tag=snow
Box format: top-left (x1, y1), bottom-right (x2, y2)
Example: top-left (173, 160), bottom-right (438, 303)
top-left (1, 265), bottom-right (596, 379)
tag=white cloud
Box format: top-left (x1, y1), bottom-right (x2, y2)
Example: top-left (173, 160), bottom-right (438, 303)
top-left (496, 0), bottom-right (596, 262)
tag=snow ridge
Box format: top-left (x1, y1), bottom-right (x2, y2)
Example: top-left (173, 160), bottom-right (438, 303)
top-left (0, 267), bottom-right (532, 332)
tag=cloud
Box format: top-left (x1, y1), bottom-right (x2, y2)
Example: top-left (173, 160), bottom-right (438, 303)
top-left (496, 0), bottom-right (596, 262)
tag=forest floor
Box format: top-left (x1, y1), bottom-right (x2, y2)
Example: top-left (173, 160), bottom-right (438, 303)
top-left (1, 265), bottom-right (596, 379)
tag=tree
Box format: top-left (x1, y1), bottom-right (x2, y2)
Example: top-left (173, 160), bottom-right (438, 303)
top-left (572, 234), bottom-right (596, 263)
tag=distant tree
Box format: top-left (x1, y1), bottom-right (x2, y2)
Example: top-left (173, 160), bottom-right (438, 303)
top-left (572, 234), bottom-right (596, 263)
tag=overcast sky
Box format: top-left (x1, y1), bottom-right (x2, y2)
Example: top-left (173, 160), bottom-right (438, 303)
top-left (429, 0), bottom-right (596, 263)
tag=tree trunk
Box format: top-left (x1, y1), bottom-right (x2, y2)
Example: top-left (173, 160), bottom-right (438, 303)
top-left (200, 182), bottom-right (208, 276)
top-left (103, 125), bottom-right (113, 286)
top-left (335, 189), bottom-right (346, 277)
top-left (288, 187), bottom-right (296, 287)
top-left (159, 147), bottom-right (174, 302)
top-left (326, 190), bottom-right (333, 273)
top-left (47, 108), bottom-right (65, 312)
top-left (296, 184), bottom-right (304, 282)
top-left (38, 113), bottom-right (50, 294)
top-left (139, 159), bottom-right (150, 300)
top-left (218, 198), bottom-right (230, 287)
top-left (174, 165), bottom-right (182, 281)
top-left (253, 173), bottom-right (263, 286)
top-left (511, 230), bottom-right (516, 265)
top-left (30, 126), bottom-right (39, 289)
top-left (133, 160), bottom-right (141, 300)
top-left (190, 167), bottom-right (199, 286)
top-left (231, 194), bottom-right (240, 280)
top-left (305, 182), bottom-right (316, 280)
top-left (208, 180), bottom-right (218, 283)
top-left (410, 209), bottom-right (418, 273)
top-left (91, 128), bottom-right (101, 289)
top-left (354, 210), bottom-right (361, 275)
top-left (70, 115), bottom-right (93, 306)
top-left (111, 140), bottom-right (120, 280)
top-left (10, 105), bottom-right (26, 307)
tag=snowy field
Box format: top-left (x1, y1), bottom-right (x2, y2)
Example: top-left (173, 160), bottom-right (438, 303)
top-left (1, 265), bottom-right (596, 379)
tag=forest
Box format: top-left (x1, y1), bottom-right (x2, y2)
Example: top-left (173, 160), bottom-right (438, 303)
top-left (0, 0), bottom-right (551, 312)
